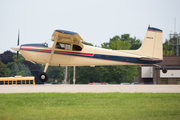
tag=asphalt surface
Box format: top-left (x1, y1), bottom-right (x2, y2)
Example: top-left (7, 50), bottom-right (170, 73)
top-left (0, 85), bottom-right (180, 93)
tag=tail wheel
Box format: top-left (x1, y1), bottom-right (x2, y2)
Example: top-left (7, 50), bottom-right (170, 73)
top-left (39, 72), bottom-right (48, 82)
top-left (162, 67), bottom-right (167, 73)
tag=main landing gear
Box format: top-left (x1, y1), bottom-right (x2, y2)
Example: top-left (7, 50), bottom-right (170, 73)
top-left (162, 66), bottom-right (167, 73)
top-left (39, 72), bottom-right (48, 82)
top-left (155, 65), bottom-right (167, 74)
top-left (39, 63), bottom-right (49, 83)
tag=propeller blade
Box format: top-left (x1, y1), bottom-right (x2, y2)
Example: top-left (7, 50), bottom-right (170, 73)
top-left (11, 46), bottom-right (20, 51)
top-left (17, 51), bottom-right (19, 64)
top-left (17, 30), bottom-right (20, 64)
top-left (17, 30), bottom-right (19, 46)
top-left (11, 30), bottom-right (20, 51)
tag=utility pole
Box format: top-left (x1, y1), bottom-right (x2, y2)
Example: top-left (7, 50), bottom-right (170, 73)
top-left (64, 66), bottom-right (68, 84)
top-left (73, 66), bottom-right (76, 84)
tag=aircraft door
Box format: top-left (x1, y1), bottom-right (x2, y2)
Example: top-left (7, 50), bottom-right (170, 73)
top-left (51, 42), bottom-right (70, 64)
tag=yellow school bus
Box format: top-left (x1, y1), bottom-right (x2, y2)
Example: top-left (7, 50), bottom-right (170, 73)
top-left (0, 76), bottom-right (35, 85)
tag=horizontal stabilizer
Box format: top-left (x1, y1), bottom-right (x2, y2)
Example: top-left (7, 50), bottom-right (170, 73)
top-left (138, 57), bottom-right (162, 61)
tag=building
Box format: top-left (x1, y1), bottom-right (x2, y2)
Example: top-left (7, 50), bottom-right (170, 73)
top-left (139, 56), bottom-right (180, 84)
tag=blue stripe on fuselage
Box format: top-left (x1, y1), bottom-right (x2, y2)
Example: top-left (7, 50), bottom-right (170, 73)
top-left (21, 43), bottom-right (48, 47)
top-left (56, 50), bottom-right (162, 64)
top-left (93, 54), bottom-right (162, 64)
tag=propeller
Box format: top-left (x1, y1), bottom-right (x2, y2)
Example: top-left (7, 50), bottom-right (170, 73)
top-left (17, 30), bottom-right (19, 63)
top-left (11, 30), bottom-right (21, 63)
top-left (10, 30), bottom-right (21, 75)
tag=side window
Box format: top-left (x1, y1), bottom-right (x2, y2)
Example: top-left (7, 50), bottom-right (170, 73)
top-left (56, 42), bottom-right (71, 50)
top-left (72, 45), bottom-right (82, 51)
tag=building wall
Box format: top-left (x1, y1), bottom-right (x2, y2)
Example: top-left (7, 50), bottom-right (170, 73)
top-left (160, 70), bottom-right (180, 78)
top-left (154, 68), bottom-right (161, 84)
top-left (168, 78), bottom-right (177, 84)
top-left (139, 56), bottom-right (180, 84)
top-left (159, 56), bottom-right (180, 66)
top-left (141, 66), bottom-right (153, 78)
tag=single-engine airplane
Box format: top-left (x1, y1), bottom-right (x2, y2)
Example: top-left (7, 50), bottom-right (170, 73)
top-left (11, 26), bottom-right (167, 82)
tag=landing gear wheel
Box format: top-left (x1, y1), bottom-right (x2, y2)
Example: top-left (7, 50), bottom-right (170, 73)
top-left (39, 72), bottom-right (48, 82)
top-left (162, 67), bottom-right (167, 73)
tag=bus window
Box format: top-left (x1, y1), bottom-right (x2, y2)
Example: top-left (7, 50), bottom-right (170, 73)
top-left (13, 81), bottom-right (16, 84)
top-left (30, 80), bottom-right (33, 84)
top-left (22, 80), bottom-right (25, 84)
top-left (26, 80), bottom-right (29, 84)
top-left (5, 81), bottom-right (8, 85)
top-left (0, 81), bottom-right (4, 85)
top-left (9, 81), bottom-right (12, 85)
top-left (17, 80), bottom-right (21, 84)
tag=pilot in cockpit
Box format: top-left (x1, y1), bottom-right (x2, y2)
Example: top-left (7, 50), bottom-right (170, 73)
top-left (56, 42), bottom-right (62, 49)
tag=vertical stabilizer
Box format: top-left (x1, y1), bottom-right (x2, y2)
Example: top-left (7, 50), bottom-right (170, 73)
top-left (136, 26), bottom-right (163, 60)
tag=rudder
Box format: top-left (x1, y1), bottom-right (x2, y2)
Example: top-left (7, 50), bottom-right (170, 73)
top-left (136, 26), bottom-right (163, 60)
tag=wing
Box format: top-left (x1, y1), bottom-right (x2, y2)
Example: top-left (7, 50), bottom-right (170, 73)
top-left (51, 29), bottom-right (83, 48)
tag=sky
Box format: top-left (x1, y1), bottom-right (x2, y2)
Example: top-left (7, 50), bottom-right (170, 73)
top-left (0, 0), bottom-right (180, 53)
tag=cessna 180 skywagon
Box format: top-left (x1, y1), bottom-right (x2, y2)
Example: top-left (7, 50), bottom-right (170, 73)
top-left (11, 26), bottom-right (167, 82)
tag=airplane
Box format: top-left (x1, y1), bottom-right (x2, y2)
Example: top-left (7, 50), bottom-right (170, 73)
top-left (11, 26), bottom-right (167, 82)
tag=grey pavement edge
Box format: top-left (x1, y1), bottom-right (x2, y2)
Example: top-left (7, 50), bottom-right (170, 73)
top-left (0, 85), bottom-right (180, 93)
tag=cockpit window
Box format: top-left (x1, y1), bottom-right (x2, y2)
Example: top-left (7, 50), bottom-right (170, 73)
top-left (56, 42), bottom-right (71, 50)
top-left (72, 44), bottom-right (82, 51)
top-left (43, 42), bottom-right (48, 47)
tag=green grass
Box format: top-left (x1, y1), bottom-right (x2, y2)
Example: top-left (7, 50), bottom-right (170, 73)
top-left (0, 93), bottom-right (180, 120)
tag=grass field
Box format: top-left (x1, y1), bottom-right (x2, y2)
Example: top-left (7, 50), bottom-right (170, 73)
top-left (0, 93), bottom-right (180, 120)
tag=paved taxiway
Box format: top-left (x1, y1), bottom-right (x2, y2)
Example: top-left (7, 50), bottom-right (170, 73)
top-left (0, 85), bottom-right (180, 93)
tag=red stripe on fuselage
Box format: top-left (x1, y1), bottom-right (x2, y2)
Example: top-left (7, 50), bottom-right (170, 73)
top-left (21, 46), bottom-right (94, 56)
top-left (54, 50), bottom-right (94, 56)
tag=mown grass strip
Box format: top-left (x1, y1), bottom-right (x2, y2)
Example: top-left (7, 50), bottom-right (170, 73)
top-left (0, 93), bottom-right (180, 120)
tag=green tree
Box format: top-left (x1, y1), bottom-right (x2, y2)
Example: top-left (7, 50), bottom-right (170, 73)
top-left (129, 38), bottom-right (142, 50)
top-left (11, 63), bottom-right (20, 76)
top-left (101, 34), bottom-right (141, 50)
top-left (11, 63), bottom-right (32, 77)
top-left (101, 42), bottom-right (110, 49)
top-left (19, 64), bottom-right (32, 76)
top-left (82, 41), bottom-right (93, 46)
top-left (109, 40), bottom-right (131, 50)
top-left (6, 62), bottom-right (14, 70)
top-left (163, 39), bottom-right (173, 56)
top-left (119, 34), bottom-right (141, 50)
top-left (0, 61), bottom-right (10, 77)
top-left (13, 54), bottom-right (25, 63)
top-left (71, 65), bottom-right (138, 84)
top-left (68, 66), bottom-right (110, 84)
top-left (16, 71), bottom-right (23, 76)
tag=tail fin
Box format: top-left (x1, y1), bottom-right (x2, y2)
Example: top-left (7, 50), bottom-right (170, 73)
top-left (136, 26), bottom-right (163, 60)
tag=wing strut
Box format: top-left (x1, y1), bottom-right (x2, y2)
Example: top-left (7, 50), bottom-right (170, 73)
top-left (39, 37), bottom-right (58, 82)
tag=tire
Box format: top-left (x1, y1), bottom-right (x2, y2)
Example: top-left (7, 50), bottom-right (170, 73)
top-left (162, 67), bottom-right (167, 73)
top-left (39, 72), bottom-right (48, 82)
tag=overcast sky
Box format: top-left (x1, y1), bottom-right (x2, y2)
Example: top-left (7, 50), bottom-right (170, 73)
top-left (0, 0), bottom-right (180, 53)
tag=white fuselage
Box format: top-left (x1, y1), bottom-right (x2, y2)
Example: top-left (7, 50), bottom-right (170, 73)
top-left (18, 26), bottom-right (163, 67)
top-left (20, 44), bottom-right (161, 66)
